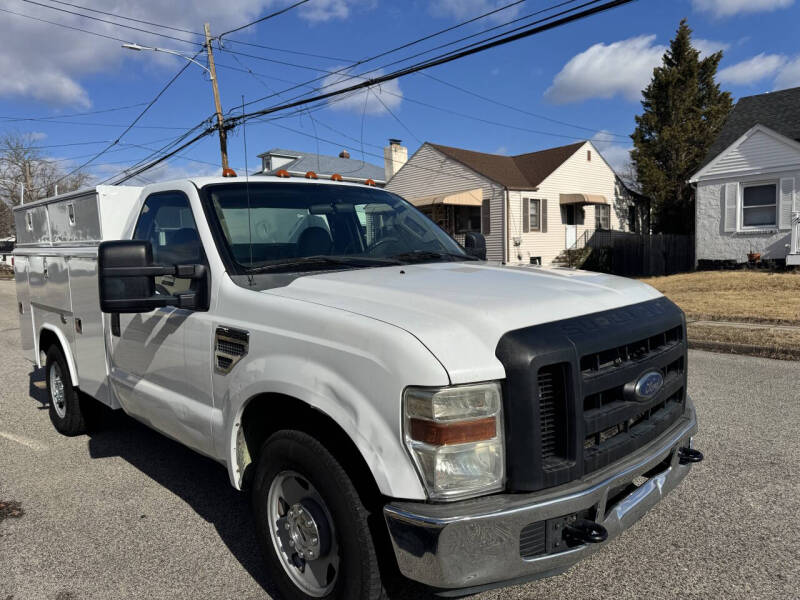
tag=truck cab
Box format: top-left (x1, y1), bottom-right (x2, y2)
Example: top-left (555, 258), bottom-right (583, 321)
top-left (13, 176), bottom-right (702, 599)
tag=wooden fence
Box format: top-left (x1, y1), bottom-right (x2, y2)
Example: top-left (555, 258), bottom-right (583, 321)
top-left (579, 230), bottom-right (694, 277)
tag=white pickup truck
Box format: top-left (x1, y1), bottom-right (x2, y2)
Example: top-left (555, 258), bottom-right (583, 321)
top-left (13, 176), bottom-right (702, 599)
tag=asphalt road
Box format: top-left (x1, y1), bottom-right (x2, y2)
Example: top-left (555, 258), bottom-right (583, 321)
top-left (1, 278), bottom-right (798, 600)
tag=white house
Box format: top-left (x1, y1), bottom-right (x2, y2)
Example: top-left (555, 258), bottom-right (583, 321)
top-left (690, 87), bottom-right (800, 266)
top-left (385, 140), bottom-right (644, 265)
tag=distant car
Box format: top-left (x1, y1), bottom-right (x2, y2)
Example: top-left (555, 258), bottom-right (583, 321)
top-left (13, 178), bottom-right (702, 599)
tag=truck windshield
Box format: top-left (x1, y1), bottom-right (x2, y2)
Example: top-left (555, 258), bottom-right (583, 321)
top-left (201, 182), bottom-right (471, 273)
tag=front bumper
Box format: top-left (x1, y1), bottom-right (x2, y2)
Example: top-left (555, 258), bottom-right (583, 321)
top-left (383, 399), bottom-right (698, 594)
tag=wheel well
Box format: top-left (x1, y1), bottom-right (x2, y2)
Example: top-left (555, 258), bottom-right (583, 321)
top-left (39, 328), bottom-right (60, 361)
top-left (239, 393), bottom-right (383, 508)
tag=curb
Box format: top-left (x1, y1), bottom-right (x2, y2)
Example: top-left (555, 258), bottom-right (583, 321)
top-left (688, 339), bottom-right (800, 361)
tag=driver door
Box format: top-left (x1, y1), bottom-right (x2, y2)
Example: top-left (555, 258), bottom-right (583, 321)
top-left (107, 191), bottom-right (215, 456)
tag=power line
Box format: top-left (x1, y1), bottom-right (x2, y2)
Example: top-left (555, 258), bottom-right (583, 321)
top-left (48, 49), bottom-right (204, 190)
top-left (105, 0), bottom-right (636, 182)
top-left (42, 0), bottom-right (202, 37)
top-left (0, 103), bottom-right (149, 123)
top-left (233, 0), bottom-right (580, 111)
top-left (229, 1), bottom-right (636, 129)
top-left (218, 38), bottom-right (351, 63)
top-left (17, 0), bottom-right (201, 47)
top-left (218, 0), bottom-right (310, 40)
top-left (112, 127), bottom-right (216, 184)
top-left (0, 6), bottom-right (134, 44)
top-left (419, 72), bottom-right (629, 139)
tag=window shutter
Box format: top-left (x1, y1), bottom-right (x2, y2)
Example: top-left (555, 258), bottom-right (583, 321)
top-left (541, 200), bottom-right (548, 233)
top-left (779, 178), bottom-right (795, 230)
top-left (724, 182), bottom-right (738, 232)
top-left (481, 198), bottom-right (491, 235)
top-left (522, 198), bottom-right (530, 233)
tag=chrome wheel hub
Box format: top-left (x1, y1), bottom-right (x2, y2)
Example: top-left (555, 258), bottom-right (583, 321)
top-left (50, 362), bottom-right (66, 419)
top-left (285, 503), bottom-right (322, 561)
top-left (267, 470), bottom-right (339, 597)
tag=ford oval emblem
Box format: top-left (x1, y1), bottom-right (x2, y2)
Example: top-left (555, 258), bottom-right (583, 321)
top-left (634, 371), bottom-right (664, 400)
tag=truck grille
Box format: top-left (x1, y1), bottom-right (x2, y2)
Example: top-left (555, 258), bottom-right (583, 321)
top-left (577, 324), bottom-right (685, 474)
top-left (495, 297), bottom-right (688, 492)
top-left (537, 364), bottom-right (571, 471)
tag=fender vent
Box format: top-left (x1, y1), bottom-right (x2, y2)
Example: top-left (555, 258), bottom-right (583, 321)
top-left (215, 327), bottom-right (249, 374)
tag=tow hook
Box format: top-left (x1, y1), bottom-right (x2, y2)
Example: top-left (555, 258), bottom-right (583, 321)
top-left (563, 519), bottom-right (608, 545)
top-left (678, 447), bottom-right (704, 465)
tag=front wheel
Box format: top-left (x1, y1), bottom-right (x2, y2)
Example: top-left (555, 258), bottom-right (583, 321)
top-left (252, 430), bottom-right (386, 600)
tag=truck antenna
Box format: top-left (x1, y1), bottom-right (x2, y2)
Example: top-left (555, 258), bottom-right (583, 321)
top-left (242, 94), bottom-right (254, 285)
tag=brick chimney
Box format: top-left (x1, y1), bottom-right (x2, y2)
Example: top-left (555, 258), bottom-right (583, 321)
top-left (339, 150), bottom-right (350, 159)
top-left (384, 138), bottom-right (407, 182)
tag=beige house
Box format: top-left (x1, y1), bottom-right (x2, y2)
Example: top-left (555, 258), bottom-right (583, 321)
top-left (385, 141), bottom-right (643, 265)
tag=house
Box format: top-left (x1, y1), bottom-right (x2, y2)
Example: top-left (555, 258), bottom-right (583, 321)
top-left (385, 140), bottom-right (643, 265)
top-left (257, 147), bottom-right (387, 186)
top-left (690, 87), bottom-right (800, 266)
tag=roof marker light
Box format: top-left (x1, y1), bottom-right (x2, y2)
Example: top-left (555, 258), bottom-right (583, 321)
top-left (365, 178), bottom-right (376, 186)
top-left (305, 171), bottom-right (318, 179)
top-left (331, 173), bottom-right (343, 181)
top-left (276, 169), bottom-right (291, 178)
top-left (222, 168), bottom-right (237, 177)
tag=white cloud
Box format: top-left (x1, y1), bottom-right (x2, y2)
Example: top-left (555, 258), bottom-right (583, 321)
top-left (545, 35), bottom-right (666, 104)
top-left (429, 0), bottom-right (523, 24)
top-left (322, 69), bottom-right (403, 115)
top-left (691, 0), bottom-right (794, 17)
top-left (0, 1), bottom-right (359, 108)
top-left (718, 53), bottom-right (787, 84)
top-left (493, 145), bottom-right (509, 155)
top-left (694, 38), bottom-right (731, 58)
top-left (591, 131), bottom-right (631, 175)
top-left (299, 0), bottom-right (375, 23)
top-left (774, 57), bottom-right (800, 90)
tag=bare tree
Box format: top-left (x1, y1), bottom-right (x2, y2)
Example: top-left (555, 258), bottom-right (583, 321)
top-left (0, 132), bottom-right (91, 236)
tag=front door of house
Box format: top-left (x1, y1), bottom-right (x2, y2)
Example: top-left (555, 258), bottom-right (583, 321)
top-left (564, 204), bottom-right (577, 248)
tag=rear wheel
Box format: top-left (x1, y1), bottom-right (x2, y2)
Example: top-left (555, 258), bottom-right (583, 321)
top-left (252, 430), bottom-right (386, 600)
top-left (45, 345), bottom-right (87, 436)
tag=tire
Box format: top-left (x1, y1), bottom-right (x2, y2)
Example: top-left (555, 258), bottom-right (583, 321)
top-left (252, 430), bottom-right (386, 600)
top-left (45, 344), bottom-right (87, 436)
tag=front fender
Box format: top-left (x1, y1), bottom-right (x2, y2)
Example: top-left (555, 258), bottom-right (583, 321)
top-left (212, 280), bottom-right (451, 500)
top-left (224, 362), bottom-right (420, 498)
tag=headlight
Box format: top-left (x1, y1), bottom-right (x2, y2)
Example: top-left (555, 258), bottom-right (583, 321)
top-left (403, 382), bottom-right (505, 501)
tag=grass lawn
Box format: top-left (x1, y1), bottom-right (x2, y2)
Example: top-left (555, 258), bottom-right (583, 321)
top-left (641, 271), bottom-right (800, 360)
top-left (641, 271), bottom-right (800, 325)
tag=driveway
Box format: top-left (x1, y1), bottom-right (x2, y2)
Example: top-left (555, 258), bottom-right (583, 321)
top-left (0, 279), bottom-right (797, 599)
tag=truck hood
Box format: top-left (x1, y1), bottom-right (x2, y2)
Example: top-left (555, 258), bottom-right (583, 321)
top-left (265, 263), bottom-right (663, 384)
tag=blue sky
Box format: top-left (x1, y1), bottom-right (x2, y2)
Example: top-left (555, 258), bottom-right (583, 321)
top-left (1, 0), bottom-right (799, 184)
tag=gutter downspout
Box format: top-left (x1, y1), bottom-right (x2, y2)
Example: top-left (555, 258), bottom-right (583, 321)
top-left (503, 187), bottom-right (509, 264)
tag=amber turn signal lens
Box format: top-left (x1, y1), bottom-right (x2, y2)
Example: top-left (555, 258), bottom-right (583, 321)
top-left (409, 417), bottom-right (496, 446)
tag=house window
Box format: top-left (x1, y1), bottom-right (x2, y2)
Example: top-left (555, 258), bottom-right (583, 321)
top-left (596, 204), bottom-right (610, 230)
top-left (528, 198), bottom-right (541, 231)
top-left (742, 183), bottom-right (777, 228)
top-left (455, 206), bottom-right (481, 233)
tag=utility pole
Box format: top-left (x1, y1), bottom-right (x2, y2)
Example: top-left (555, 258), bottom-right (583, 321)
top-left (203, 23), bottom-right (234, 177)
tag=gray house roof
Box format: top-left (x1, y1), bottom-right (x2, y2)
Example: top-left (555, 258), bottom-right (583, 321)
top-left (257, 148), bottom-right (385, 183)
top-left (701, 86), bottom-right (800, 168)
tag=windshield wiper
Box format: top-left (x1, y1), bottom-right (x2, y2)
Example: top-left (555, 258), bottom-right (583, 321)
top-left (245, 254), bottom-right (403, 273)
top-left (389, 250), bottom-right (478, 263)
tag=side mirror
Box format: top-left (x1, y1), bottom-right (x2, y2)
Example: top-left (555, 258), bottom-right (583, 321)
top-left (98, 240), bottom-right (206, 313)
top-left (464, 232), bottom-right (487, 260)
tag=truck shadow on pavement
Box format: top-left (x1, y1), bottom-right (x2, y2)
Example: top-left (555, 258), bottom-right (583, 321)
top-left (28, 368), bottom-right (430, 600)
